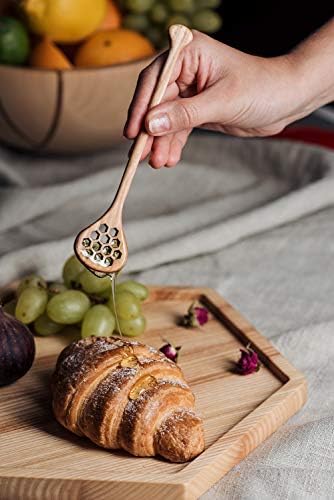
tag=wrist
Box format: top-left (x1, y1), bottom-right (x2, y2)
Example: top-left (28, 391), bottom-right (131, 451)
top-left (286, 18), bottom-right (334, 116)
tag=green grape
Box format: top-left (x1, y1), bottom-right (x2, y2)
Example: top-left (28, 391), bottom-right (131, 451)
top-left (3, 299), bottom-right (16, 316)
top-left (48, 282), bottom-right (67, 297)
top-left (101, 285), bottom-right (112, 299)
top-left (166, 14), bottom-right (191, 28)
top-left (79, 268), bottom-right (111, 295)
top-left (116, 280), bottom-right (149, 302)
top-left (125, 0), bottom-right (155, 14)
top-left (150, 3), bottom-right (169, 24)
top-left (62, 255), bottom-right (85, 289)
top-left (192, 9), bottom-right (222, 33)
top-left (146, 26), bottom-right (163, 47)
top-left (15, 287), bottom-right (48, 324)
top-left (81, 305), bottom-right (116, 338)
top-left (195, 0), bottom-right (221, 8)
top-left (17, 274), bottom-right (47, 297)
top-left (34, 314), bottom-right (63, 336)
top-left (107, 290), bottom-right (141, 320)
top-left (47, 290), bottom-right (90, 325)
top-left (168, 0), bottom-right (194, 13)
top-left (117, 315), bottom-right (146, 337)
top-left (123, 14), bottom-right (149, 31)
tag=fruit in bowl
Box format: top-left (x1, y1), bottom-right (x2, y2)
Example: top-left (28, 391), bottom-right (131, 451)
top-left (0, 0), bottom-right (222, 153)
top-left (0, 0), bottom-right (222, 69)
top-left (22, 0), bottom-right (107, 43)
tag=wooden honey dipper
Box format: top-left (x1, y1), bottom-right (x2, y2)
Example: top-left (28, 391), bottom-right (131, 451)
top-left (74, 25), bottom-right (193, 276)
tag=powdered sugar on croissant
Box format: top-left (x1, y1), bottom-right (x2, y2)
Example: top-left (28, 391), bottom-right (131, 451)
top-left (52, 336), bottom-right (205, 463)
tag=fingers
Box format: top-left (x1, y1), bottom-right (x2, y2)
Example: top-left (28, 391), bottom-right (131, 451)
top-left (148, 129), bottom-right (192, 169)
top-left (165, 129), bottom-right (192, 167)
top-left (145, 89), bottom-right (214, 137)
top-left (149, 135), bottom-right (171, 169)
top-left (141, 136), bottom-right (154, 161)
top-left (124, 52), bottom-right (167, 140)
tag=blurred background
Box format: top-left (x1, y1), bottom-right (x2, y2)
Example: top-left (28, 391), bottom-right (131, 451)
top-left (217, 1), bottom-right (333, 57)
top-left (0, 0), bottom-right (333, 154)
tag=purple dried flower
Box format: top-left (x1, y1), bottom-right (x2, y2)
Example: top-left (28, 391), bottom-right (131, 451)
top-left (181, 303), bottom-right (209, 328)
top-left (159, 342), bottom-right (181, 363)
top-left (236, 345), bottom-right (260, 375)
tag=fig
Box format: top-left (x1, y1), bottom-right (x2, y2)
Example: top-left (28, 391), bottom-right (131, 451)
top-left (0, 307), bottom-right (35, 386)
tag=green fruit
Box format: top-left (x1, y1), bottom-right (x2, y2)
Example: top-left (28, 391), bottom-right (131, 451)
top-left (123, 14), bottom-right (149, 31)
top-left (107, 290), bottom-right (141, 320)
top-left (15, 287), bottom-right (48, 324)
top-left (48, 282), bottom-right (67, 297)
top-left (195, 0), bottom-right (221, 8)
top-left (81, 305), bottom-right (115, 338)
top-left (146, 26), bottom-right (163, 47)
top-left (0, 17), bottom-right (30, 65)
top-left (125, 0), bottom-right (155, 14)
top-left (47, 290), bottom-right (90, 325)
top-left (117, 315), bottom-right (146, 337)
top-left (168, 0), bottom-right (194, 13)
top-left (166, 14), bottom-right (191, 28)
top-left (94, 286), bottom-right (112, 301)
top-left (17, 274), bottom-right (47, 297)
top-left (79, 268), bottom-right (111, 295)
top-left (116, 280), bottom-right (149, 302)
top-left (3, 299), bottom-right (16, 316)
top-left (34, 314), bottom-right (63, 336)
top-left (62, 255), bottom-right (85, 289)
top-left (192, 9), bottom-right (222, 33)
top-left (150, 4), bottom-right (169, 24)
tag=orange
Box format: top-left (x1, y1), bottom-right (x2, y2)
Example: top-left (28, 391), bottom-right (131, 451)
top-left (97, 0), bottom-right (122, 31)
top-left (30, 38), bottom-right (72, 69)
top-left (74, 29), bottom-right (155, 68)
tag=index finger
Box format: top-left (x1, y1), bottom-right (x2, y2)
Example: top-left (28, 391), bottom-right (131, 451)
top-left (123, 52), bottom-right (167, 139)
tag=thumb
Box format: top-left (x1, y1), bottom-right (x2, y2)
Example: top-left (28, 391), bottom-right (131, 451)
top-left (145, 93), bottom-right (212, 136)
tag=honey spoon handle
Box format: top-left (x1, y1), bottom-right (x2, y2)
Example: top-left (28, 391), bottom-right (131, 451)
top-left (111, 25), bottom-right (193, 213)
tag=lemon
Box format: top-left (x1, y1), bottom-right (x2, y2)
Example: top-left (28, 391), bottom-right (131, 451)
top-left (0, 16), bottom-right (30, 65)
top-left (21, 0), bottom-right (107, 43)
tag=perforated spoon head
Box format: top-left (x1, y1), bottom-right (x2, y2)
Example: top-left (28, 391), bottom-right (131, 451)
top-left (74, 25), bottom-right (193, 277)
top-left (74, 212), bottom-right (127, 276)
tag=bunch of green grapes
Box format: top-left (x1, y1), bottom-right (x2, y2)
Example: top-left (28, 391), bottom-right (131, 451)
top-left (119, 0), bottom-right (222, 49)
top-left (7, 255), bottom-right (149, 339)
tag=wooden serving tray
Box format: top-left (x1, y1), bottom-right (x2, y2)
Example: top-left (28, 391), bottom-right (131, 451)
top-left (0, 286), bottom-right (307, 500)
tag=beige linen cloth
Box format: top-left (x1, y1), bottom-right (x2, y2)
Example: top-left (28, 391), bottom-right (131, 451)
top-left (0, 133), bottom-right (334, 499)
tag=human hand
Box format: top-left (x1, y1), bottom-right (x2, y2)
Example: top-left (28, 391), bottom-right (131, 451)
top-left (124, 30), bottom-right (307, 168)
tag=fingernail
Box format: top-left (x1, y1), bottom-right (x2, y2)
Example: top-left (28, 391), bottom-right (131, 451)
top-left (148, 114), bottom-right (171, 134)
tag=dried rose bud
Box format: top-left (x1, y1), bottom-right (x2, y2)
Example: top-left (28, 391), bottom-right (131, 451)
top-left (159, 342), bottom-right (181, 363)
top-left (236, 345), bottom-right (260, 375)
top-left (181, 303), bottom-right (209, 328)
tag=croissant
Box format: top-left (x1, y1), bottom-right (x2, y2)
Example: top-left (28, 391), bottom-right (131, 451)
top-left (51, 336), bottom-right (205, 463)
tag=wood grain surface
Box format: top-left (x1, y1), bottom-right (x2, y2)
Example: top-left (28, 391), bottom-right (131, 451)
top-left (0, 57), bottom-right (154, 153)
top-left (0, 286), bottom-right (307, 500)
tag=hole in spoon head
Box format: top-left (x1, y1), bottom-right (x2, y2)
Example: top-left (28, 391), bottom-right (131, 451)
top-left (110, 228), bottom-right (118, 237)
top-left (94, 253), bottom-right (103, 261)
top-left (113, 250), bottom-right (122, 259)
top-left (103, 246), bottom-right (112, 255)
top-left (91, 231), bottom-right (100, 240)
top-left (99, 223), bottom-right (108, 233)
top-left (92, 242), bottom-right (101, 252)
top-left (82, 238), bottom-right (91, 247)
top-left (100, 234), bottom-right (110, 244)
top-left (104, 257), bottom-right (113, 266)
top-left (111, 239), bottom-right (120, 248)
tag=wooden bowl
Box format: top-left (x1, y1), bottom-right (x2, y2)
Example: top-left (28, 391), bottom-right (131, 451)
top-left (0, 58), bottom-right (154, 154)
